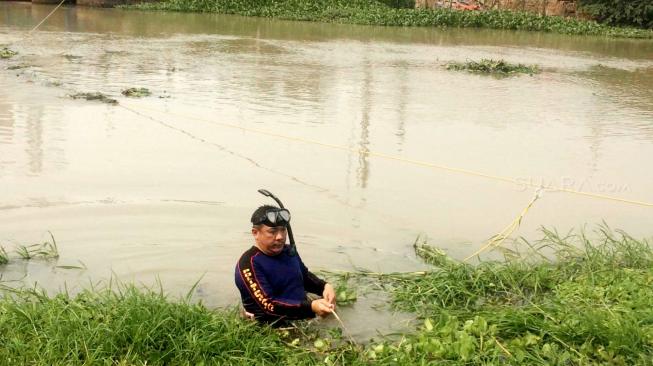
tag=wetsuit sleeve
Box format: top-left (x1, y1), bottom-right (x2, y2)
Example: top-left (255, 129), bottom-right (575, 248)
top-left (238, 254), bottom-right (314, 319)
top-left (299, 256), bottom-right (327, 295)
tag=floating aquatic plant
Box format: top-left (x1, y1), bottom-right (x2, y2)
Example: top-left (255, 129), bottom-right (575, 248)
top-left (121, 87), bottom-right (152, 97)
top-left (69, 92), bottom-right (118, 105)
top-left (446, 59), bottom-right (539, 75)
top-left (0, 47), bottom-right (17, 59)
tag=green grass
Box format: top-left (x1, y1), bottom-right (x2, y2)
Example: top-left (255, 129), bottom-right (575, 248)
top-left (1, 226), bottom-right (651, 365)
top-left (0, 286), bottom-right (309, 365)
top-left (126, 0), bottom-right (653, 38)
top-left (446, 59), bottom-right (539, 75)
top-left (374, 226), bottom-right (653, 364)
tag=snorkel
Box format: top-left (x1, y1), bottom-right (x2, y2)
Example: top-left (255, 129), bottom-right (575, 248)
top-left (257, 189), bottom-right (297, 256)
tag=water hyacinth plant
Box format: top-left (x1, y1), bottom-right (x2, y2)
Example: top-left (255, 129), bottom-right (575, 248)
top-left (334, 280), bottom-right (358, 306)
top-left (446, 59), bottom-right (540, 75)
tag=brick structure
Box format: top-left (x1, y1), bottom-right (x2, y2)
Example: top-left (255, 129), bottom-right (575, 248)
top-left (415, 0), bottom-right (577, 17)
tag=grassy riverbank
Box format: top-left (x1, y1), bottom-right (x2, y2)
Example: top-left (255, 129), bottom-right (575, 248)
top-left (126, 0), bottom-right (653, 39)
top-left (1, 227), bottom-right (652, 365)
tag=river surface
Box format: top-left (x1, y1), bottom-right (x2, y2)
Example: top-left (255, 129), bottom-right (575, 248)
top-left (1, 3), bottom-right (653, 337)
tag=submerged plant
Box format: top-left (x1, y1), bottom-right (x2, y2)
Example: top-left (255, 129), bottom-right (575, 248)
top-left (15, 244), bottom-right (33, 260)
top-left (69, 92), bottom-right (118, 105)
top-left (62, 54), bottom-right (82, 61)
top-left (0, 246), bottom-right (8, 265)
top-left (13, 232), bottom-right (60, 260)
top-left (41, 231), bottom-right (60, 259)
top-left (6, 64), bottom-right (29, 70)
top-left (446, 59), bottom-right (539, 75)
top-left (121, 87), bottom-right (152, 98)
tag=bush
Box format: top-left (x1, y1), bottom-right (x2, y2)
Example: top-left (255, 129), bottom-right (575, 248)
top-left (579, 0), bottom-right (653, 29)
top-left (377, 0), bottom-right (415, 9)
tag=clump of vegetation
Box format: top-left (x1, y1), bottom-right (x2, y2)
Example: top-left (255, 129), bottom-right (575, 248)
top-left (45, 80), bottom-right (63, 87)
top-left (126, 0), bottom-right (653, 39)
top-left (446, 59), bottom-right (539, 75)
top-left (121, 87), bottom-right (152, 98)
top-left (579, 0), bottom-right (653, 29)
top-left (378, 227), bottom-right (653, 364)
top-left (69, 92), bottom-right (118, 105)
top-left (62, 54), bottom-right (82, 61)
top-left (1, 47), bottom-right (17, 59)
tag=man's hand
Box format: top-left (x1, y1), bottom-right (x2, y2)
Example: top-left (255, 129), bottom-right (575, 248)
top-left (323, 283), bottom-right (336, 307)
top-left (311, 299), bottom-right (334, 317)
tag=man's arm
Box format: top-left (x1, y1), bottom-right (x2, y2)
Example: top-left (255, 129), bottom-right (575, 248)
top-left (299, 256), bottom-right (336, 307)
top-left (299, 257), bottom-right (326, 295)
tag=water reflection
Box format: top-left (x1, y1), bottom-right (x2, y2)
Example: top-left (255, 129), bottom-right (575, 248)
top-left (0, 99), bottom-right (13, 144)
top-left (25, 104), bottom-right (45, 175)
top-left (357, 58), bottom-right (372, 190)
top-left (0, 84), bottom-right (66, 177)
top-left (394, 61), bottom-right (409, 150)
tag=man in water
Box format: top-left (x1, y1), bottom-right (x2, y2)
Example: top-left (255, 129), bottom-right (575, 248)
top-left (235, 205), bottom-right (336, 325)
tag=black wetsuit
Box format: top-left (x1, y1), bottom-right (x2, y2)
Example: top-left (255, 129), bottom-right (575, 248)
top-left (234, 244), bottom-right (326, 325)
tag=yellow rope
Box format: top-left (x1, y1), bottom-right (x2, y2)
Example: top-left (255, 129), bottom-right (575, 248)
top-left (120, 102), bottom-right (653, 208)
top-left (29, 0), bottom-right (67, 34)
top-left (463, 188), bottom-right (543, 262)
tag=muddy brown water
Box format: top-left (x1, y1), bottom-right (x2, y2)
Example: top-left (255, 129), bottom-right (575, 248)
top-left (1, 3), bottom-right (653, 338)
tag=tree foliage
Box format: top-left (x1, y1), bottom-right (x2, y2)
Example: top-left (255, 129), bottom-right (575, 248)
top-left (579, 0), bottom-right (653, 29)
